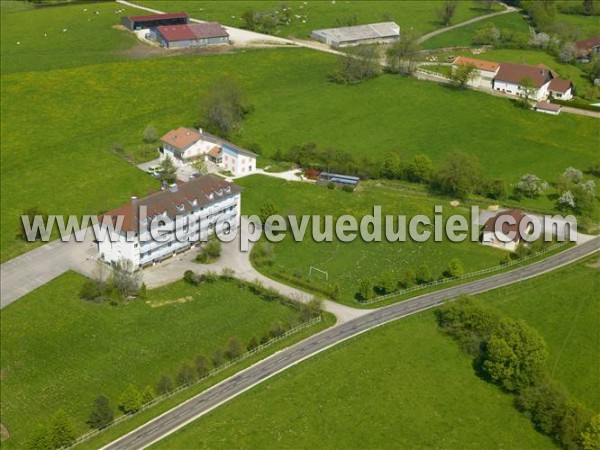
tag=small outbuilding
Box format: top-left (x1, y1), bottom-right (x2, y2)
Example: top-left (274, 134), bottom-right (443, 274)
top-left (121, 12), bottom-right (189, 31)
top-left (317, 172), bottom-right (360, 189)
top-left (533, 101), bottom-right (561, 115)
top-left (153, 23), bottom-right (229, 49)
top-left (311, 22), bottom-right (399, 48)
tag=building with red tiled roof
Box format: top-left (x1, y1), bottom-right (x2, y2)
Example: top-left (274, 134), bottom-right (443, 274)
top-left (160, 127), bottom-right (257, 177)
top-left (482, 209), bottom-right (533, 251)
top-left (451, 56), bottom-right (500, 88)
top-left (493, 62), bottom-right (555, 101)
top-left (575, 36), bottom-right (600, 59)
top-left (153, 23), bottom-right (229, 49)
top-left (98, 174), bottom-right (241, 267)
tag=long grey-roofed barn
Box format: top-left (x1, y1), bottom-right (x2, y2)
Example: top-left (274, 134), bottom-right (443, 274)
top-left (311, 22), bottom-right (400, 48)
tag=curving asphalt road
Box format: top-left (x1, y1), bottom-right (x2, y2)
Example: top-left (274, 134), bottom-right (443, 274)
top-left (102, 237), bottom-right (599, 450)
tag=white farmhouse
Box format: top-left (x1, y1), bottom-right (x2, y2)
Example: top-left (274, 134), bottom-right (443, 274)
top-left (492, 63), bottom-right (554, 101)
top-left (160, 127), bottom-right (257, 177)
top-left (97, 175), bottom-right (241, 268)
top-left (481, 209), bottom-right (532, 252)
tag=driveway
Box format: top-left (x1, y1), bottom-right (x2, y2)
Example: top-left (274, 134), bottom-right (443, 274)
top-left (0, 229), bottom-right (98, 309)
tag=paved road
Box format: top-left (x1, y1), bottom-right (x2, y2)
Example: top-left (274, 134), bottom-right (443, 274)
top-left (102, 237), bottom-right (599, 450)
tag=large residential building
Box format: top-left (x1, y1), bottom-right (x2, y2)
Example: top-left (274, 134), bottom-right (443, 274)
top-left (492, 62), bottom-right (554, 101)
top-left (121, 12), bottom-right (189, 31)
top-left (152, 23), bottom-right (229, 49)
top-left (311, 22), bottom-right (400, 48)
top-left (160, 127), bottom-right (257, 177)
top-left (97, 175), bottom-right (241, 268)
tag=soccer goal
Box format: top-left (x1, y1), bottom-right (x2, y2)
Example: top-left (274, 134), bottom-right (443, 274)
top-left (309, 266), bottom-right (329, 282)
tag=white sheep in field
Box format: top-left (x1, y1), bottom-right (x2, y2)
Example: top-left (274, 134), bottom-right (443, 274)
top-left (62, 28), bottom-right (67, 32)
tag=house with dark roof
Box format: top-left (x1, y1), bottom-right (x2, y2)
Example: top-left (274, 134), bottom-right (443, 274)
top-left (152, 23), bottom-right (229, 49)
top-left (575, 36), bottom-right (600, 61)
top-left (481, 209), bottom-right (532, 251)
top-left (160, 127), bottom-right (257, 177)
top-left (492, 62), bottom-right (555, 101)
top-left (98, 174), bottom-right (241, 267)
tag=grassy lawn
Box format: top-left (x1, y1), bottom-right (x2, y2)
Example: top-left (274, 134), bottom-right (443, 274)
top-left (237, 176), bottom-right (505, 305)
top-left (151, 310), bottom-right (554, 450)
top-left (1, 46), bottom-right (597, 262)
top-left (138, 0), bottom-right (502, 39)
top-left (422, 10), bottom-right (530, 49)
top-left (0, 271), bottom-right (310, 449)
top-left (480, 257), bottom-right (600, 411)
top-left (0, 2), bottom-right (139, 74)
top-left (151, 258), bottom-right (598, 450)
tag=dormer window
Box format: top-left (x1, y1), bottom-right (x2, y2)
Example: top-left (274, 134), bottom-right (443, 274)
top-left (215, 189), bottom-right (223, 196)
top-left (177, 204), bottom-right (185, 212)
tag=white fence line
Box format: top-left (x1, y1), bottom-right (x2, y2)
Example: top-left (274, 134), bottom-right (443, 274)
top-left (359, 243), bottom-right (568, 305)
top-left (65, 316), bottom-right (322, 449)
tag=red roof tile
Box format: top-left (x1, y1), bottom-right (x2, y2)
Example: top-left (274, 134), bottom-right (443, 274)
top-left (453, 56), bottom-right (500, 72)
top-left (156, 23), bottom-right (229, 42)
top-left (484, 210), bottom-right (529, 242)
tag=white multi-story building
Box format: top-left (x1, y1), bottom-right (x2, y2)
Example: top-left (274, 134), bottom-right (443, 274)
top-left (492, 62), bottom-right (554, 101)
top-left (98, 174), bottom-right (241, 268)
top-left (160, 127), bottom-right (257, 177)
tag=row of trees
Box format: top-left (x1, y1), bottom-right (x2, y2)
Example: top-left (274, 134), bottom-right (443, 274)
top-left (357, 259), bottom-right (464, 301)
top-left (437, 297), bottom-right (597, 449)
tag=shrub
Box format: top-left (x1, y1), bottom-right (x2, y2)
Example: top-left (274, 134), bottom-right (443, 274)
top-left (226, 336), bottom-right (245, 360)
top-left (270, 321), bottom-right (285, 338)
top-left (358, 279), bottom-right (374, 301)
top-left (247, 335), bottom-right (260, 351)
top-left (204, 238), bottom-right (222, 259)
top-left (342, 185), bottom-right (354, 193)
top-left (416, 265), bottom-right (433, 284)
top-left (444, 258), bottom-right (464, 278)
top-left (141, 386), bottom-right (155, 404)
top-left (119, 385), bottom-right (142, 414)
top-left (176, 363), bottom-right (196, 386)
top-left (212, 349), bottom-right (225, 367)
top-left (87, 395), bottom-right (114, 430)
top-left (195, 252), bottom-right (208, 264)
top-left (195, 354), bottom-right (211, 378)
top-left (156, 375), bottom-right (174, 395)
top-left (79, 279), bottom-right (102, 301)
top-left (183, 270), bottom-right (200, 285)
top-left (327, 181), bottom-right (335, 190)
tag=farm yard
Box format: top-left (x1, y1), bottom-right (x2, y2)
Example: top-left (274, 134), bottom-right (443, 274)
top-left (150, 257), bottom-right (599, 450)
top-left (238, 176), bottom-right (505, 305)
top-left (0, 272), bottom-right (322, 449)
top-left (138, 0), bottom-right (503, 39)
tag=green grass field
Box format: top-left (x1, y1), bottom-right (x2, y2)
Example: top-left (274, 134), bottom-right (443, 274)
top-left (152, 313), bottom-right (555, 450)
top-left (139, 0), bottom-right (502, 39)
top-left (480, 257), bottom-right (600, 411)
top-left (0, 2), bottom-right (139, 74)
top-left (1, 5), bottom-right (597, 264)
top-left (150, 258), bottom-right (599, 449)
top-left (421, 10), bottom-right (530, 49)
top-left (237, 176), bottom-right (505, 304)
top-left (0, 271), bottom-right (309, 449)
